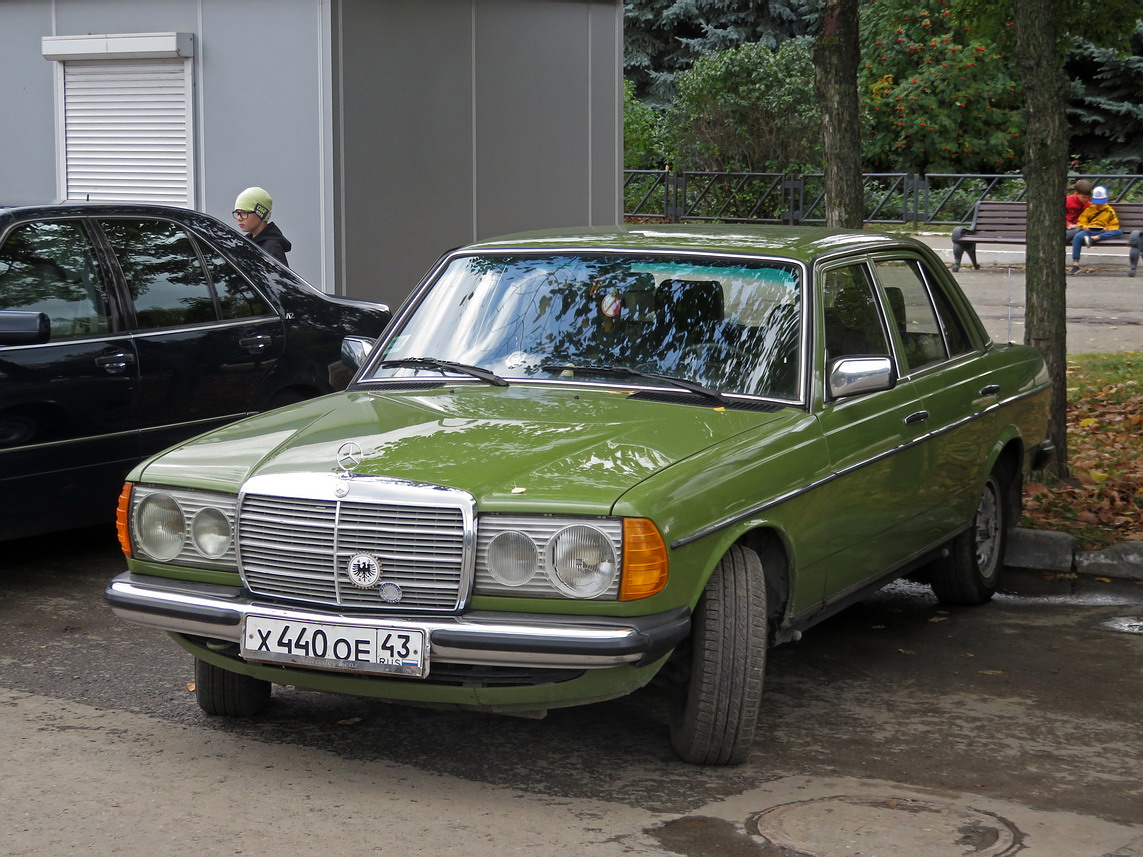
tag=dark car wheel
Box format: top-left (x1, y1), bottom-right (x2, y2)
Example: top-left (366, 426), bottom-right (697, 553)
top-left (929, 472), bottom-right (1008, 606)
top-left (0, 410), bottom-right (40, 447)
top-left (670, 544), bottom-right (768, 765)
top-left (194, 658), bottom-right (271, 717)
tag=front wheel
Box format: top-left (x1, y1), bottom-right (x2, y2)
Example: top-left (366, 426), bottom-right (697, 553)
top-left (194, 658), bottom-right (271, 717)
top-left (670, 545), bottom-right (768, 765)
top-left (929, 472), bottom-right (1008, 605)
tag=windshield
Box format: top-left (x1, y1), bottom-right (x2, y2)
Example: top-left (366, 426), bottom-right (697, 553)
top-left (367, 253), bottom-right (804, 399)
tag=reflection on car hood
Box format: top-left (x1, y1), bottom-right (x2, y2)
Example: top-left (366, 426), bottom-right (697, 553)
top-left (136, 384), bottom-right (785, 512)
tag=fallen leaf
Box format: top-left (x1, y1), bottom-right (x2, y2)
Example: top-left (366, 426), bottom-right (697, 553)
top-left (979, 670), bottom-right (1005, 676)
top-left (897, 648), bottom-right (915, 655)
top-left (337, 717), bottom-right (363, 726)
top-left (1095, 577), bottom-right (1112, 583)
top-left (186, 682), bottom-right (196, 692)
top-left (929, 616), bottom-right (949, 623)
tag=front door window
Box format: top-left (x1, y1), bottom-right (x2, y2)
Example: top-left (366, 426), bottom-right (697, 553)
top-left (0, 220), bottom-right (112, 338)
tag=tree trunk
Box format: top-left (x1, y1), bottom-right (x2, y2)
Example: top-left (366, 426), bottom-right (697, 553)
top-left (812, 0), bottom-right (863, 229)
top-left (1013, 0), bottom-right (1071, 476)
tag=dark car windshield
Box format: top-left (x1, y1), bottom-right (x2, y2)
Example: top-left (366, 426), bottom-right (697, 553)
top-left (366, 253), bottom-right (804, 399)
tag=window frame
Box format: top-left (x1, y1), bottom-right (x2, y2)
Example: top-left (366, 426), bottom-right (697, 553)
top-left (42, 33), bottom-right (197, 207)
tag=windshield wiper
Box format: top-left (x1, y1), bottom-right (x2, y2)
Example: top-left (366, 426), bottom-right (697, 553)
top-left (377, 358), bottom-right (509, 387)
top-left (540, 363), bottom-right (729, 405)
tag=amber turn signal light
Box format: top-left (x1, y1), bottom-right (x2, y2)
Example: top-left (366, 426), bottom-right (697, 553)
top-left (619, 518), bottom-right (668, 600)
top-left (116, 483), bottom-right (133, 557)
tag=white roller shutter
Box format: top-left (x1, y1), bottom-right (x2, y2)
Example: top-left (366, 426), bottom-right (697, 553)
top-left (60, 58), bottom-right (192, 205)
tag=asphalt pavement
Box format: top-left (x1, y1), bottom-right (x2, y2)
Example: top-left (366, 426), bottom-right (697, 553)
top-left (918, 232), bottom-right (1143, 583)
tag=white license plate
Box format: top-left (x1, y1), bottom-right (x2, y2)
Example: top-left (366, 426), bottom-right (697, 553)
top-left (242, 616), bottom-right (428, 678)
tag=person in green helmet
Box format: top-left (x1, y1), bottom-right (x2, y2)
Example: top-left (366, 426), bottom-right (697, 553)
top-left (232, 186), bottom-right (292, 266)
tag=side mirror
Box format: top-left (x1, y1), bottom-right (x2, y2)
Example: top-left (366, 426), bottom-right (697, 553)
top-left (0, 311), bottom-right (51, 346)
top-left (828, 356), bottom-right (895, 399)
top-left (340, 335), bottom-right (376, 371)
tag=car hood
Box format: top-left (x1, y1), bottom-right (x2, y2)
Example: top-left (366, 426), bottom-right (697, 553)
top-left (137, 384), bottom-right (789, 513)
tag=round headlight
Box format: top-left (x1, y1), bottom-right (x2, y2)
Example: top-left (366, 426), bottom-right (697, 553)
top-left (547, 525), bottom-right (617, 598)
top-left (191, 507), bottom-right (232, 559)
top-left (135, 493), bottom-right (186, 561)
top-left (486, 531), bottom-right (539, 586)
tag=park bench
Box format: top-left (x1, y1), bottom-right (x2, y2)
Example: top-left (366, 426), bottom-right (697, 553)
top-left (951, 200), bottom-right (1143, 277)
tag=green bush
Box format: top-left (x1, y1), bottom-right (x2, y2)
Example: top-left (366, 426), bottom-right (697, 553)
top-left (662, 38), bottom-right (822, 173)
top-left (624, 79), bottom-right (665, 170)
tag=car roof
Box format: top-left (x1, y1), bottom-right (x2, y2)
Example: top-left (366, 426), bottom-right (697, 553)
top-left (461, 223), bottom-right (927, 262)
top-left (0, 202), bottom-right (224, 232)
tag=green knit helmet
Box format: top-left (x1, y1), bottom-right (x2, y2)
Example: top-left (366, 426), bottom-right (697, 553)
top-left (233, 186), bottom-right (272, 221)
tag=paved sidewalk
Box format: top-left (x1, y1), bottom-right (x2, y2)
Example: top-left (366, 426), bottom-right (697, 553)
top-left (916, 233), bottom-right (1143, 354)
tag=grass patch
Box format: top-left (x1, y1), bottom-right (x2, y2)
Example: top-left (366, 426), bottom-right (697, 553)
top-left (1022, 351), bottom-right (1143, 550)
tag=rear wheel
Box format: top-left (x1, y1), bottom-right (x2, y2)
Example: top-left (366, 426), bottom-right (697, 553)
top-left (670, 545), bottom-right (768, 765)
top-left (929, 472), bottom-right (1008, 605)
top-left (194, 658), bottom-right (271, 717)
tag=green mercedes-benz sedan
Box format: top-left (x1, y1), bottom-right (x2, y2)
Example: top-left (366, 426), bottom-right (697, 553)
top-left (106, 225), bottom-right (1051, 765)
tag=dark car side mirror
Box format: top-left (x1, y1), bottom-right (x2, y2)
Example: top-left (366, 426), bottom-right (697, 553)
top-left (0, 311), bottom-right (51, 346)
top-left (340, 335), bottom-right (376, 371)
top-left (828, 356), bottom-right (895, 399)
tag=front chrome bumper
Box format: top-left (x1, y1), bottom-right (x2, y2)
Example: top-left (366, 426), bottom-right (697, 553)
top-left (105, 572), bottom-right (690, 670)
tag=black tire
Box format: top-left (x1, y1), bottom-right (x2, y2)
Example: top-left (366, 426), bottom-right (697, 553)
top-left (670, 545), bottom-right (768, 765)
top-left (929, 472), bottom-right (1008, 605)
top-left (194, 658), bottom-right (271, 717)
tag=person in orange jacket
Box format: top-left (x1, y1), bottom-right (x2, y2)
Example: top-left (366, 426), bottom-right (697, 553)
top-left (1070, 186), bottom-right (1122, 274)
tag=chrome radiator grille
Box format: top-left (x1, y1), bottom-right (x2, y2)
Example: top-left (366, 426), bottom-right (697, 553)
top-left (236, 474), bottom-right (474, 611)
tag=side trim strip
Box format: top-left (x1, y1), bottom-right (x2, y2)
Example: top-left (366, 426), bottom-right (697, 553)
top-left (670, 380), bottom-right (1050, 549)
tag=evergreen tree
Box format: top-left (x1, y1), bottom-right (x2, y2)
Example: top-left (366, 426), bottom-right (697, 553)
top-left (1065, 21), bottom-right (1143, 171)
top-left (625, 0), bottom-right (817, 103)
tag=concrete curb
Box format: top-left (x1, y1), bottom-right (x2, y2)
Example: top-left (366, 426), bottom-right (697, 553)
top-left (1005, 527), bottom-right (1143, 581)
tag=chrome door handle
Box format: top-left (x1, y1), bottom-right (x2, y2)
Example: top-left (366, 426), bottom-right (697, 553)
top-left (94, 350), bottom-right (136, 373)
top-left (239, 333), bottom-right (273, 353)
top-left (979, 383), bottom-right (1001, 396)
top-left (904, 410), bottom-right (929, 425)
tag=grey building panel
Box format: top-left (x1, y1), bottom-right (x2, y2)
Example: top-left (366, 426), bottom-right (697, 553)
top-left (589, 0), bottom-right (624, 225)
top-left (195, 0), bottom-right (330, 292)
top-left (0, 2), bottom-right (62, 205)
top-left (337, 0), bottom-right (477, 305)
top-left (474, 0), bottom-right (593, 237)
top-left (50, 0), bottom-right (200, 35)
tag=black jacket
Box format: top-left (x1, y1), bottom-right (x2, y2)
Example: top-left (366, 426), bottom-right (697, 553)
top-left (250, 221), bottom-right (292, 266)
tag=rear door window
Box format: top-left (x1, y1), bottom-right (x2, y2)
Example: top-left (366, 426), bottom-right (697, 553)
top-left (99, 219), bottom-right (218, 328)
top-left (199, 245), bottom-right (272, 320)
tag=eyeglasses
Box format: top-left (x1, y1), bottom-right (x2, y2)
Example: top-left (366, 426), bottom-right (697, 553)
top-left (232, 210), bottom-right (253, 220)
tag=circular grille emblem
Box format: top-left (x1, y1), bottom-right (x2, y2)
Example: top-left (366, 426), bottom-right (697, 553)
top-left (378, 582), bottom-right (402, 603)
top-left (346, 553), bottom-right (382, 588)
top-left (336, 441), bottom-right (364, 475)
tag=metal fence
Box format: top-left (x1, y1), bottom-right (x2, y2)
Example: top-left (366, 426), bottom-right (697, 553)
top-left (623, 171), bottom-right (1143, 226)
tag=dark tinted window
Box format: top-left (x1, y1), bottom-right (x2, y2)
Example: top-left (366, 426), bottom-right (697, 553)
top-left (822, 264), bottom-right (890, 362)
top-left (927, 275), bottom-right (973, 357)
top-left (100, 219), bottom-right (217, 328)
top-left (0, 220), bottom-right (111, 338)
top-left (874, 258), bottom-right (949, 372)
top-left (200, 246), bottom-right (270, 319)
